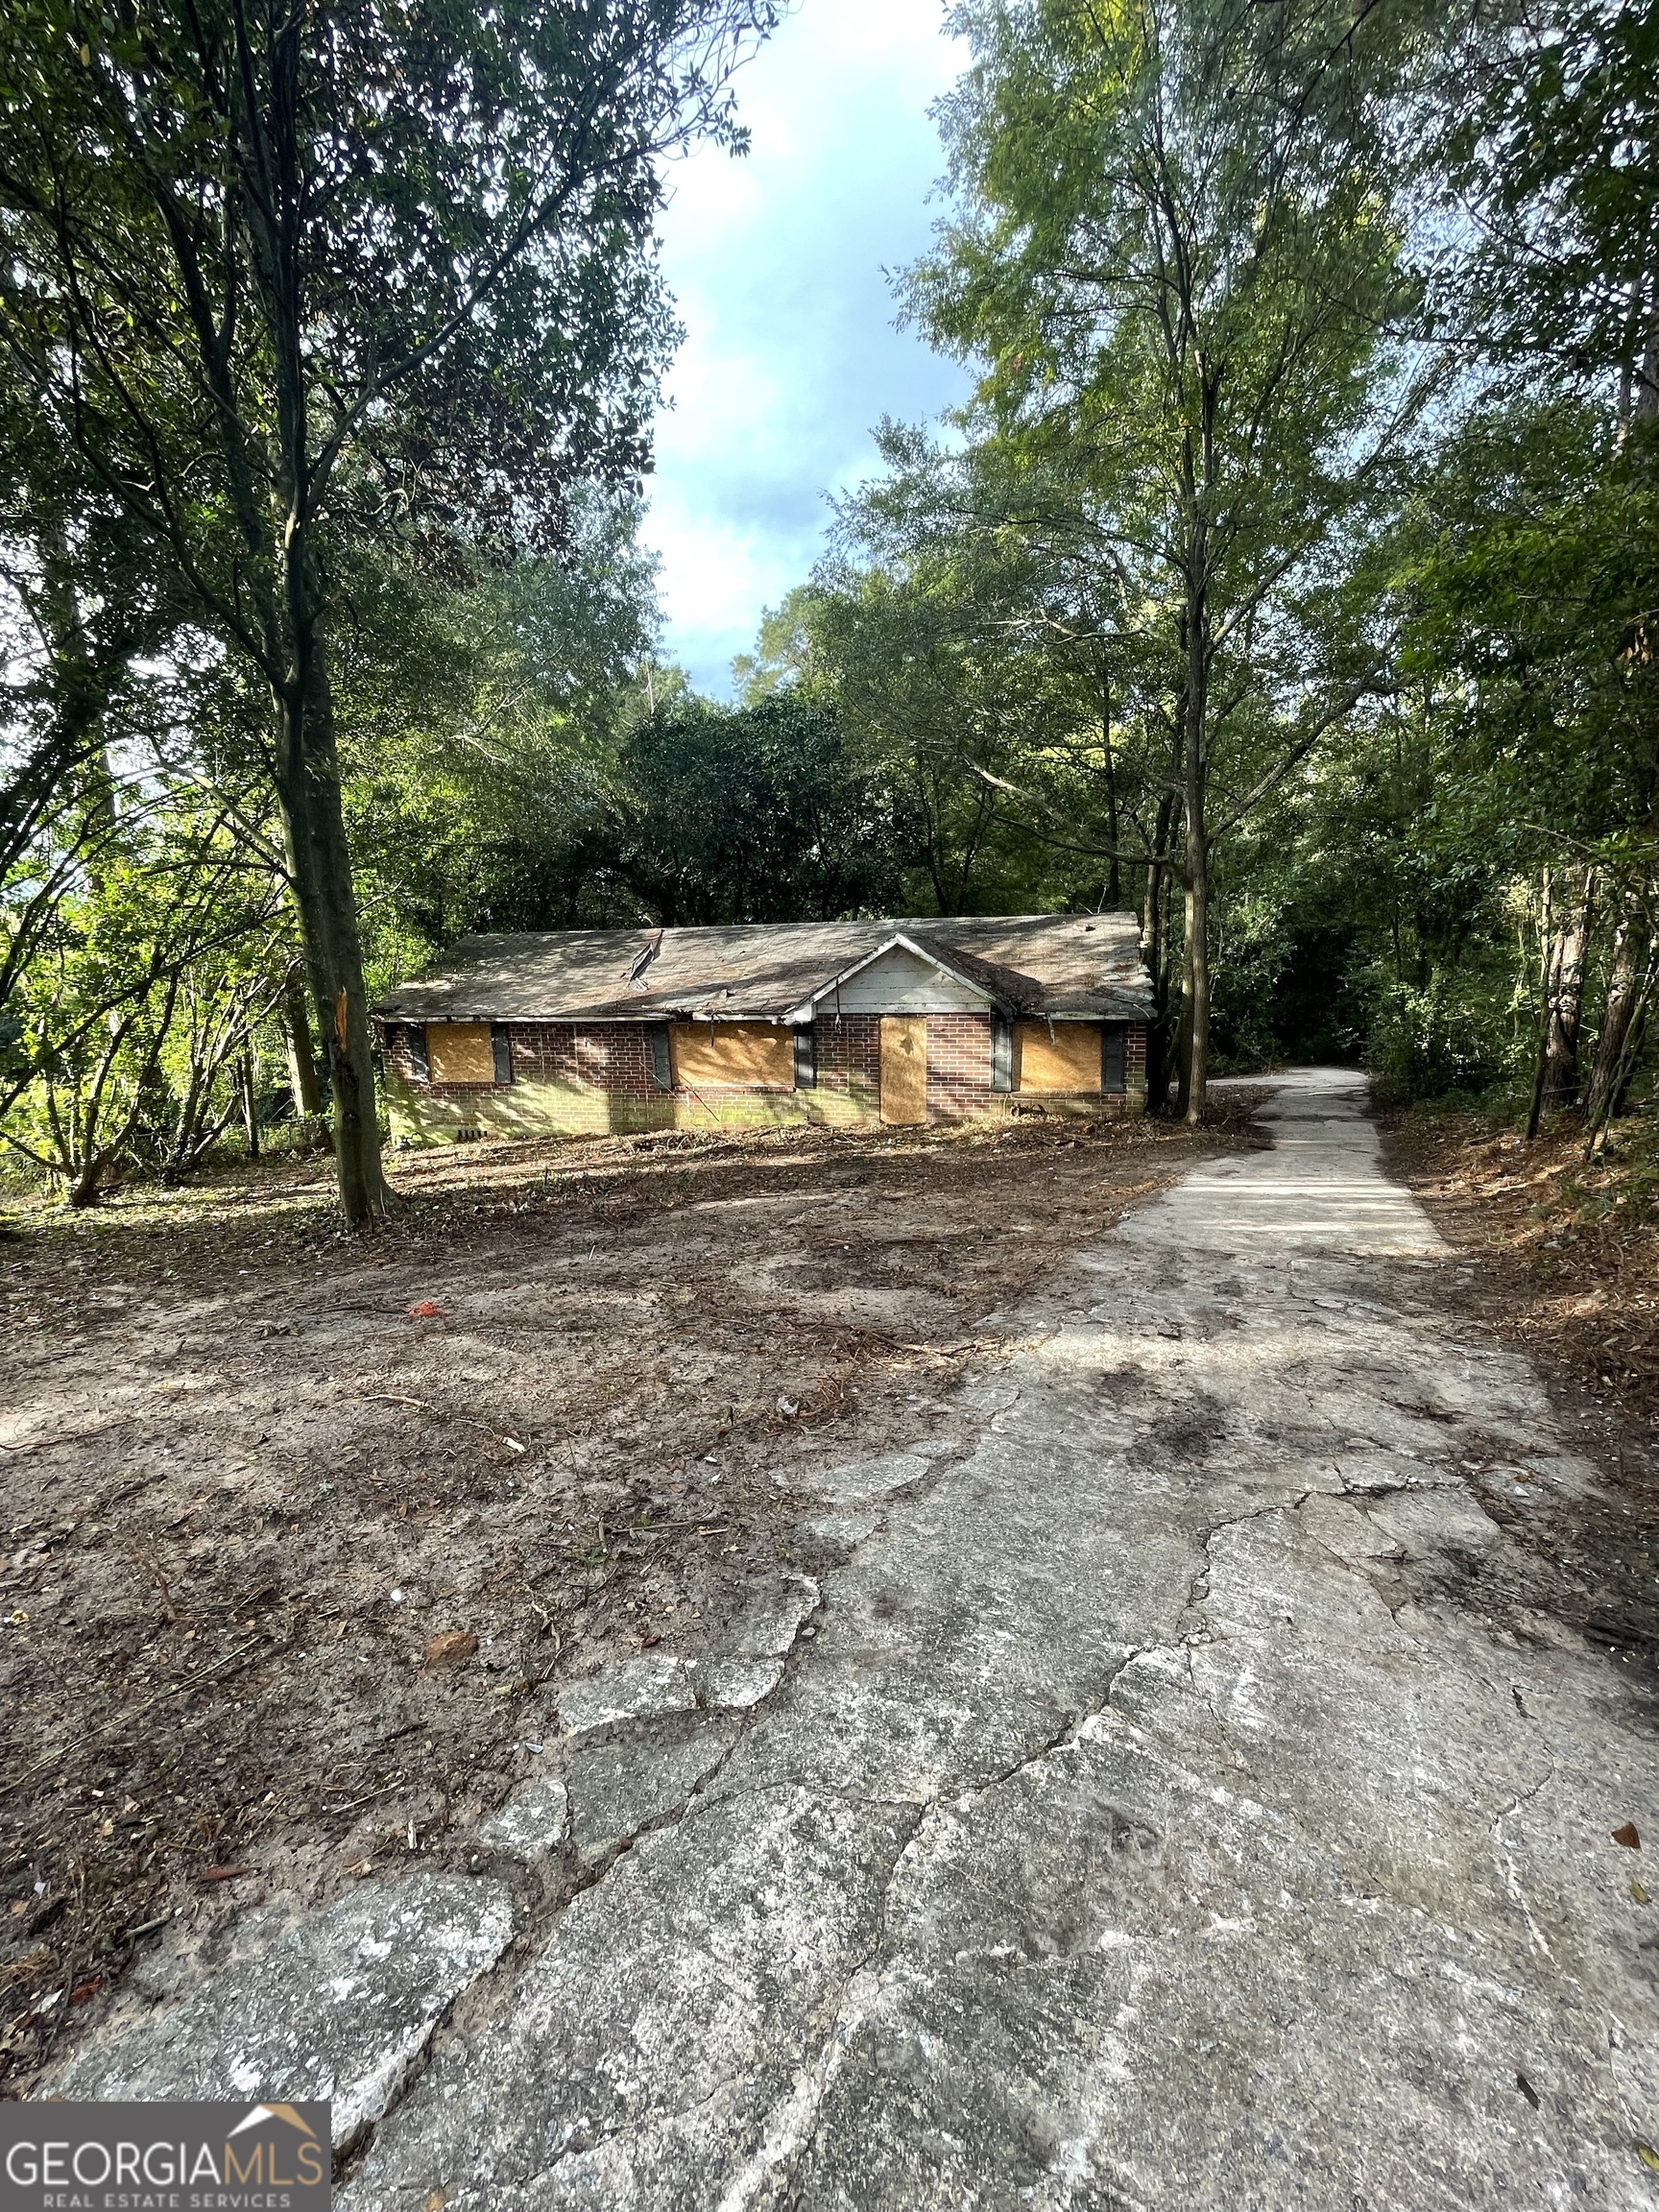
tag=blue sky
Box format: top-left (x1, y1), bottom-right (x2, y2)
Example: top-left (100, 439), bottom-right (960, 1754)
top-left (642, 0), bottom-right (975, 696)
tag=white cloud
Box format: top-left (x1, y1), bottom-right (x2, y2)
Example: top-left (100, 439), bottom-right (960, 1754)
top-left (642, 0), bottom-right (974, 694)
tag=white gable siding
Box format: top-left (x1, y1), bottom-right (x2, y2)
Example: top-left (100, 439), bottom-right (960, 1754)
top-left (823, 945), bottom-right (988, 1014)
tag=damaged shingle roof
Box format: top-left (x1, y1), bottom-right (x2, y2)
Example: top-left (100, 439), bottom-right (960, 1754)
top-left (373, 913), bottom-right (1155, 1025)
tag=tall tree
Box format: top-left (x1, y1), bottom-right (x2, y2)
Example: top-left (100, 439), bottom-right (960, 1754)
top-left (1393, 389), bottom-right (1659, 1118)
top-left (0, 368), bottom-right (180, 1057)
top-left (337, 497), bottom-right (661, 956)
top-left (619, 693), bottom-right (907, 925)
top-left (821, 427), bottom-right (1197, 1076)
top-left (1428, 0), bottom-right (1659, 1132)
top-left (910, 0), bottom-right (1435, 1118)
top-left (1437, 0), bottom-right (1658, 427)
top-left (0, 0), bottom-right (775, 1220)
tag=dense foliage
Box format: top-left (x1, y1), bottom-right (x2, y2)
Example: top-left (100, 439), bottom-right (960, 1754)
top-left (0, 0), bottom-right (777, 1216)
top-left (1, 0), bottom-right (1654, 1204)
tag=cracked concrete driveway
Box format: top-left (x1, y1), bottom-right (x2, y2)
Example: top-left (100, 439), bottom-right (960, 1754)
top-left (62, 1070), bottom-right (1659, 2206)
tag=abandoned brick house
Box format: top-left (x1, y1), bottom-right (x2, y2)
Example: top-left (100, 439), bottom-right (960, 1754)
top-left (373, 913), bottom-right (1154, 1143)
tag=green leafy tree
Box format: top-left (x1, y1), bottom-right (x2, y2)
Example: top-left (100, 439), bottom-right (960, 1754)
top-left (0, 363), bottom-right (190, 1067)
top-left (619, 694), bottom-right (907, 925)
top-left (908, 0), bottom-right (1438, 1116)
top-left (1412, 5), bottom-right (1659, 1130)
top-left (0, 0), bottom-right (776, 1221)
top-left (336, 498), bottom-right (661, 967)
top-left (4, 792), bottom-right (285, 1203)
top-left (1389, 391), bottom-right (1659, 1118)
top-left (811, 428), bottom-right (1193, 1082)
top-left (1436, 0), bottom-right (1658, 421)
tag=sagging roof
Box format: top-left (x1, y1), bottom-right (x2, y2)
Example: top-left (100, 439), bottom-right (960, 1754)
top-left (373, 913), bottom-right (1155, 1026)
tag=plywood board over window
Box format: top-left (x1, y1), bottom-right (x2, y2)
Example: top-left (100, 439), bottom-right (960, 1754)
top-left (1016, 1021), bottom-right (1101, 1094)
top-left (426, 1022), bottom-right (495, 1085)
top-left (880, 1016), bottom-right (928, 1124)
top-left (670, 1021), bottom-right (793, 1090)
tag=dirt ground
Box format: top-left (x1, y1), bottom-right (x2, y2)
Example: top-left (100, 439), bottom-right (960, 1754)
top-left (1381, 1105), bottom-right (1659, 1432)
top-left (1382, 1102), bottom-right (1659, 1697)
top-left (0, 1100), bottom-right (1265, 2095)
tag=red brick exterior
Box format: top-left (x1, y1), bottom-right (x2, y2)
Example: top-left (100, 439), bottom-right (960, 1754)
top-left (382, 1023), bottom-right (430, 1087)
top-left (926, 1013), bottom-right (1145, 1115)
top-left (511, 1023), bottom-right (656, 1096)
top-left (926, 1012), bottom-right (997, 1118)
top-left (382, 1021), bottom-right (659, 1109)
top-left (377, 1013), bottom-right (1147, 1142)
top-left (1125, 1022), bottom-right (1147, 1093)
top-left (812, 1013), bottom-right (881, 1100)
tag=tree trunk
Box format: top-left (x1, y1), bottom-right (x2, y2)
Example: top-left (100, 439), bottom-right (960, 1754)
top-left (65, 1163), bottom-right (104, 1209)
top-left (1540, 866), bottom-right (1596, 1115)
top-left (284, 968), bottom-right (324, 1120)
top-left (1174, 882), bottom-right (1194, 1118)
top-left (274, 644), bottom-right (384, 1224)
top-left (1586, 973), bottom-right (1653, 1159)
top-left (1142, 790), bottom-right (1176, 1112)
top-left (241, 1049), bottom-right (260, 1160)
top-left (1586, 886), bottom-right (1653, 1126)
top-left (1526, 869), bottom-right (1553, 1142)
top-left (1179, 556), bottom-right (1211, 1127)
top-left (257, 23), bottom-right (381, 1226)
top-left (1099, 665), bottom-right (1120, 908)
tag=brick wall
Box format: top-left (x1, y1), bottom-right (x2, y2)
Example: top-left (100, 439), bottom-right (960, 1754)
top-left (382, 1022), bottom-right (421, 1085)
top-left (377, 1010), bottom-right (1149, 1144)
top-left (511, 1023), bottom-right (656, 1097)
top-left (1125, 1022), bottom-right (1148, 1096)
top-left (924, 1015), bottom-right (1147, 1119)
top-left (380, 1016), bottom-right (872, 1143)
top-left (813, 1013), bottom-right (880, 1098)
top-left (379, 1020), bottom-right (658, 1142)
top-left (926, 1012), bottom-right (996, 1118)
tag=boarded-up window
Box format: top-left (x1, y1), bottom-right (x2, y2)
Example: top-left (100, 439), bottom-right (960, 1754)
top-left (669, 1021), bottom-right (794, 1090)
top-left (426, 1022), bottom-right (496, 1084)
top-left (1101, 1022), bottom-right (1127, 1094)
top-left (1016, 1021), bottom-right (1102, 1094)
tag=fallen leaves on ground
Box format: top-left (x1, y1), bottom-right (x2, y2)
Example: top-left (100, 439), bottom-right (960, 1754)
top-left (0, 1099), bottom-right (1269, 2094)
top-left (1382, 1105), bottom-right (1659, 1424)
